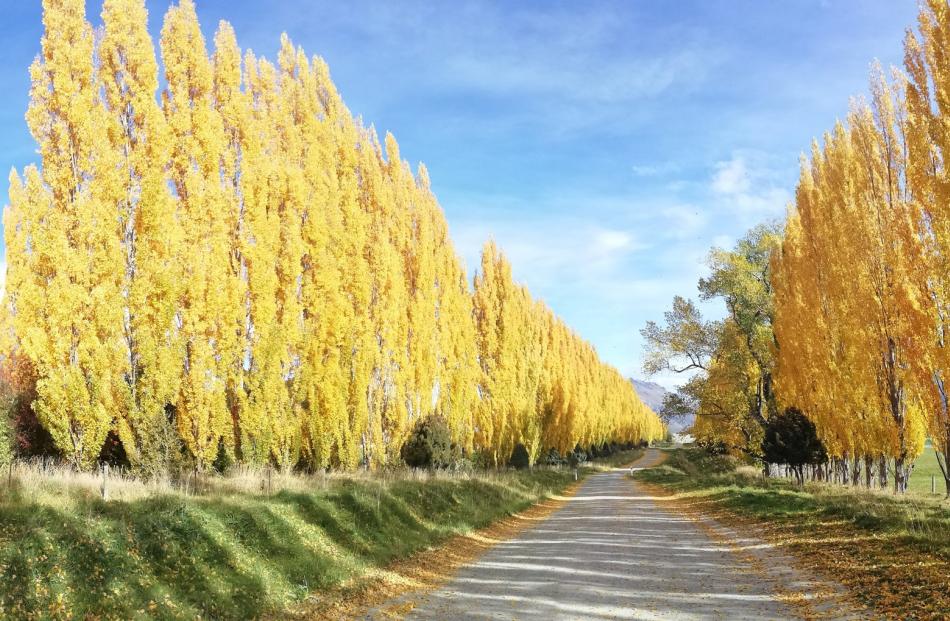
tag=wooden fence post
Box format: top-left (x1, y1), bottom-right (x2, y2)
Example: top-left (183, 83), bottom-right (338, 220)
top-left (100, 463), bottom-right (109, 501)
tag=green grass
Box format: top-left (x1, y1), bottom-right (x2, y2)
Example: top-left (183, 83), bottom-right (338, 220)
top-left (637, 448), bottom-right (950, 557)
top-left (908, 442), bottom-right (947, 497)
top-left (0, 466), bottom-right (581, 620)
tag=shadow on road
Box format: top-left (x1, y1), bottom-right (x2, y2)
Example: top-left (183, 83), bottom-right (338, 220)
top-left (375, 450), bottom-right (807, 620)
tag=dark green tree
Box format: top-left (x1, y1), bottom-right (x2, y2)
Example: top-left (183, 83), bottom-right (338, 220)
top-left (762, 407), bottom-right (827, 485)
top-left (400, 416), bottom-right (458, 469)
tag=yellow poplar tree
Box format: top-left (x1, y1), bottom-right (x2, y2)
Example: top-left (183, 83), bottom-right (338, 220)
top-left (4, 0), bottom-right (663, 471)
top-left (774, 70), bottom-right (929, 491)
top-left (209, 21), bottom-right (254, 463)
top-left (99, 0), bottom-right (182, 471)
top-left (7, 0), bottom-right (125, 468)
top-left (427, 175), bottom-right (479, 452)
top-left (160, 0), bottom-right (238, 470)
top-left (905, 0), bottom-right (950, 495)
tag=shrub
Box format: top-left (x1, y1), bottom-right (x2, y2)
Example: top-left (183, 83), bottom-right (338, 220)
top-left (0, 411), bottom-right (12, 469)
top-left (0, 370), bottom-right (28, 467)
top-left (212, 438), bottom-right (236, 474)
top-left (568, 445), bottom-right (588, 468)
top-left (98, 431), bottom-right (131, 468)
top-left (509, 443), bottom-right (531, 469)
top-left (470, 450), bottom-right (495, 470)
top-left (762, 406), bottom-right (827, 485)
top-left (400, 415), bottom-right (458, 469)
top-left (540, 448), bottom-right (565, 466)
top-left (448, 457), bottom-right (474, 473)
top-left (697, 439), bottom-right (729, 455)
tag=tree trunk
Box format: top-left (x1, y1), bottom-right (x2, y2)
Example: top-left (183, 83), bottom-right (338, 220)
top-left (936, 446), bottom-right (950, 498)
top-left (864, 455), bottom-right (874, 488)
top-left (931, 374), bottom-right (950, 498)
top-left (894, 455), bottom-right (910, 494)
top-left (878, 455), bottom-right (888, 489)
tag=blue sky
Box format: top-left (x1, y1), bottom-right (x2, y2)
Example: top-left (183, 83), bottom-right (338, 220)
top-left (0, 0), bottom-right (918, 388)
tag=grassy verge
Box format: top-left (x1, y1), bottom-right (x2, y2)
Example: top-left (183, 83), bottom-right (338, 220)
top-left (636, 448), bottom-right (950, 620)
top-left (0, 464), bottom-right (587, 620)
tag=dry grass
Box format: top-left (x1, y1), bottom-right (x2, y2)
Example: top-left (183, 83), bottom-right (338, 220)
top-left (1, 457), bottom-right (572, 509)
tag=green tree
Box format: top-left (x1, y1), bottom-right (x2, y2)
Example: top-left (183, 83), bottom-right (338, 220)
top-left (699, 222), bottom-right (782, 428)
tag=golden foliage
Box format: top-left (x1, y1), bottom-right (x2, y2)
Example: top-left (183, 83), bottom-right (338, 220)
top-left (2, 0), bottom-right (662, 470)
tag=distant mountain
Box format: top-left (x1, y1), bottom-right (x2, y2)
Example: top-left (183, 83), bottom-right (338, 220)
top-left (630, 378), bottom-right (667, 413)
top-left (630, 378), bottom-right (694, 434)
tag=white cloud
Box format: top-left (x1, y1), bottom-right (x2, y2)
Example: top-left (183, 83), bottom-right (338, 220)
top-left (712, 156), bottom-right (751, 195)
top-left (445, 48), bottom-right (711, 107)
top-left (593, 229), bottom-right (633, 253)
top-left (709, 153), bottom-right (791, 220)
top-left (453, 216), bottom-right (644, 290)
top-left (298, 1), bottom-right (726, 135)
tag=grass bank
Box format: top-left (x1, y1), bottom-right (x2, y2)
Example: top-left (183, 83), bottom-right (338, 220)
top-left (636, 448), bottom-right (950, 619)
top-left (0, 450), bottom-right (641, 620)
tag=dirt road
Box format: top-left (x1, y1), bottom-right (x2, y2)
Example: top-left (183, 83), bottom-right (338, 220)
top-left (369, 449), bottom-right (866, 620)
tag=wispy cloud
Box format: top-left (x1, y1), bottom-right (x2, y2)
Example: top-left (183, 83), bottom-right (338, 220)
top-left (712, 156), bottom-right (751, 194)
top-left (452, 213), bottom-right (646, 291)
top-left (287, 0), bottom-right (726, 136)
top-left (709, 153), bottom-right (791, 220)
top-left (632, 162), bottom-right (681, 177)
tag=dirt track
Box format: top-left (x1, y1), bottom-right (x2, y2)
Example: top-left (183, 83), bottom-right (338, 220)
top-left (368, 449), bottom-right (868, 621)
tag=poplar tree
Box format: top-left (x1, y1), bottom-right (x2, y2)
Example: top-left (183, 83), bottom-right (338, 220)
top-left (160, 0), bottom-right (237, 470)
top-left (100, 0), bottom-right (181, 472)
top-left (773, 73), bottom-right (929, 491)
top-left (904, 0), bottom-right (950, 495)
top-left (8, 0), bottom-right (125, 468)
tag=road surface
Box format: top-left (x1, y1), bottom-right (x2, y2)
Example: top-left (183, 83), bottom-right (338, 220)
top-left (370, 449), bottom-right (864, 621)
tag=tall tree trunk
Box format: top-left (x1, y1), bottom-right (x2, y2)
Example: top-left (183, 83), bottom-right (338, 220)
top-left (936, 444), bottom-right (950, 498)
top-left (894, 455), bottom-right (906, 494)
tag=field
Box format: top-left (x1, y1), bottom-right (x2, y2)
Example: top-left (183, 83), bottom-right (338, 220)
top-left (636, 448), bottom-right (950, 619)
top-left (0, 452), bottom-right (641, 621)
top-left (908, 442), bottom-right (947, 497)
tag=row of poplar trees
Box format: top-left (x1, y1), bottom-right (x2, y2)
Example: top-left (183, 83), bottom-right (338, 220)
top-left (772, 0), bottom-right (950, 492)
top-left (0, 0), bottom-right (662, 473)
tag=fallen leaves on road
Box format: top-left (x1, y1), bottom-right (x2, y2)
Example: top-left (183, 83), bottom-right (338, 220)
top-left (645, 481), bottom-right (949, 620)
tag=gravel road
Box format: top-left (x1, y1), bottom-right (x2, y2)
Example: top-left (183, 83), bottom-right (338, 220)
top-left (372, 449), bottom-right (867, 621)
